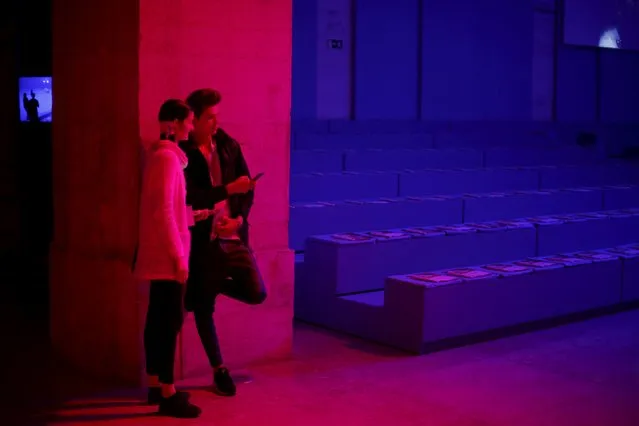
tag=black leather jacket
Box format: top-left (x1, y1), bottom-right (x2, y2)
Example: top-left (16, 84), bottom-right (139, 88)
top-left (179, 128), bottom-right (254, 246)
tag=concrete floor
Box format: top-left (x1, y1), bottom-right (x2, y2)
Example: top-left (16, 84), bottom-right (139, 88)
top-left (5, 304), bottom-right (634, 426)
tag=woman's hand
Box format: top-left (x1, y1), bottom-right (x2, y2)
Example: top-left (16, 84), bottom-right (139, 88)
top-left (193, 208), bottom-right (217, 222)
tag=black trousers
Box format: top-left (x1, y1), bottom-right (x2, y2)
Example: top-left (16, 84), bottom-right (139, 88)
top-left (185, 239), bottom-right (267, 367)
top-left (144, 280), bottom-right (185, 384)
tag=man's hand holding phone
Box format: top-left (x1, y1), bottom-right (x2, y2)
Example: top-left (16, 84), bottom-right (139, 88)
top-left (226, 176), bottom-right (254, 194)
top-left (225, 173), bottom-right (264, 195)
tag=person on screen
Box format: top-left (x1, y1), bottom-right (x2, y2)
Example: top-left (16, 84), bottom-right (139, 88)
top-left (180, 88), bottom-right (266, 398)
top-left (133, 99), bottom-right (201, 418)
top-left (23, 91), bottom-right (40, 122)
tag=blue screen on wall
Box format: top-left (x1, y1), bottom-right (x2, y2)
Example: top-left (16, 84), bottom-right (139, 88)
top-left (564, 0), bottom-right (639, 50)
top-left (19, 76), bottom-right (52, 122)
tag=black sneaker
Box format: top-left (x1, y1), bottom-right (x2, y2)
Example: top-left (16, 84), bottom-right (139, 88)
top-left (213, 367), bottom-right (236, 396)
top-left (147, 387), bottom-right (190, 405)
top-left (158, 392), bottom-right (201, 418)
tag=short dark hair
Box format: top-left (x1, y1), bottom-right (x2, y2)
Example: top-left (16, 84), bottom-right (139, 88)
top-left (186, 88), bottom-right (222, 118)
top-left (158, 99), bottom-right (191, 122)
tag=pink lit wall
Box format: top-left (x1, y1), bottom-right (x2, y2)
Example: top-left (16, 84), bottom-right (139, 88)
top-left (51, 0), bottom-right (142, 384)
top-left (138, 0), bottom-right (294, 378)
top-left (51, 0), bottom-right (293, 385)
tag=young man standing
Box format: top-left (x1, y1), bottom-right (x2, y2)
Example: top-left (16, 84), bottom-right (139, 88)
top-left (180, 88), bottom-right (267, 397)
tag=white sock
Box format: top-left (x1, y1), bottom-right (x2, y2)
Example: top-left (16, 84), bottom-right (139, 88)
top-left (161, 384), bottom-right (176, 398)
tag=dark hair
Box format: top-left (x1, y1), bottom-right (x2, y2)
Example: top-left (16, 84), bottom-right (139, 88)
top-left (186, 88), bottom-right (222, 118)
top-left (158, 99), bottom-right (191, 122)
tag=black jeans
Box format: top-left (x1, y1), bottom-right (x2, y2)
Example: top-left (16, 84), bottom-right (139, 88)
top-left (144, 280), bottom-right (185, 384)
top-left (185, 239), bottom-right (267, 367)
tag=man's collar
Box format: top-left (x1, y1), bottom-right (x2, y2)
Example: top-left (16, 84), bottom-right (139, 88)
top-left (187, 128), bottom-right (230, 148)
top-left (186, 133), bottom-right (210, 149)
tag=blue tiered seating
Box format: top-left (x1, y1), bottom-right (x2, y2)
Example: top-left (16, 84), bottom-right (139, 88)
top-left (291, 145), bottom-right (601, 174)
top-left (344, 148), bottom-right (483, 171)
top-left (290, 121), bottom-right (639, 353)
top-left (296, 210), bottom-right (639, 351)
top-left (289, 162), bottom-right (638, 203)
top-left (290, 150), bottom-right (343, 174)
top-left (289, 185), bottom-right (639, 251)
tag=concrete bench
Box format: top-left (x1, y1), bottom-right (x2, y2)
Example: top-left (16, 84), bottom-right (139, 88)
top-left (290, 149), bottom-right (344, 174)
top-left (289, 185), bottom-right (639, 251)
top-left (381, 248), bottom-right (627, 352)
top-left (296, 210), bottom-right (639, 325)
top-left (343, 148), bottom-right (483, 171)
top-left (483, 146), bottom-right (598, 168)
top-left (290, 164), bottom-right (638, 203)
top-left (290, 145), bottom-right (602, 174)
top-left (290, 171), bottom-right (399, 202)
top-left (294, 133), bottom-right (434, 150)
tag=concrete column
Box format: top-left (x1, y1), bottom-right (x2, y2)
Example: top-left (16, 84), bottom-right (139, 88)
top-left (0, 13), bottom-right (20, 254)
top-left (51, 0), bottom-right (293, 385)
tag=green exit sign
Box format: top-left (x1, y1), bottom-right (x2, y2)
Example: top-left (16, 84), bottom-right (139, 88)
top-left (328, 39), bottom-right (343, 49)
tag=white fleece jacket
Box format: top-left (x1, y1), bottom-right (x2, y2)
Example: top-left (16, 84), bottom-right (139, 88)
top-left (134, 140), bottom-right (191, 281)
